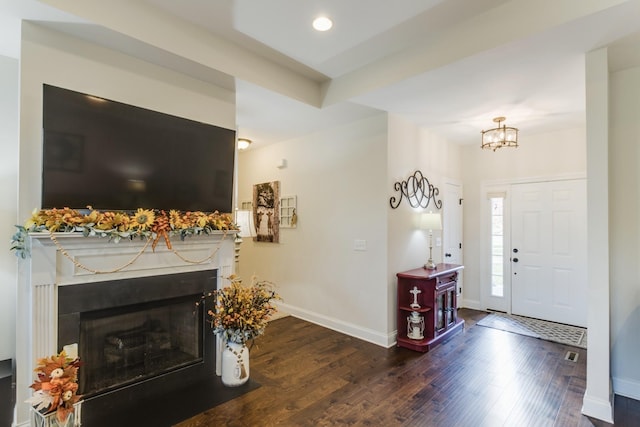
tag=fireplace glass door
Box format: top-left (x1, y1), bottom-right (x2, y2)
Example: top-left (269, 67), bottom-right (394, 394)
top-left (80, 295), bottom-right (203, 395)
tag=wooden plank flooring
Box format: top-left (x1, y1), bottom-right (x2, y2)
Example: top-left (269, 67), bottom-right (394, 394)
top-left (176, 309), bottom-right (640, 427)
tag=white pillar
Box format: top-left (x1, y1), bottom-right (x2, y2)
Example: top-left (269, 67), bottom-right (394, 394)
top-left (581, 47), bottom-right (614, 423)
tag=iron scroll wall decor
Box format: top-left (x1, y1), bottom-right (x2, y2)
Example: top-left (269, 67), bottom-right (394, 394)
top-left (389, 170), bottom-right (442, 210)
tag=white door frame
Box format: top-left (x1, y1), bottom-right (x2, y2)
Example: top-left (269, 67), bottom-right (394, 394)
top-left (479, 173), bottom-right (586, 313)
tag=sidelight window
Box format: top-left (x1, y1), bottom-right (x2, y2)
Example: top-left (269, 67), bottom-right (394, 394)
top-left (490, 197), bottom-right (505, 297)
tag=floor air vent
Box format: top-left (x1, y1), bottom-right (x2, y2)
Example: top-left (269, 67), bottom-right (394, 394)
top-left (565, 351), bottom-right (579, 362)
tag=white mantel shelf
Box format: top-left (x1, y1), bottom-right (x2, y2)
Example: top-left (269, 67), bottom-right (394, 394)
top-left (26, 231), bottom-right (236, 285)
top-left (15, 231), bottom-right (236, 427)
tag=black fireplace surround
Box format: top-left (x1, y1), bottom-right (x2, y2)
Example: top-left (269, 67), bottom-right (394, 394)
top-left (57, 270), bottom-right (229, 426)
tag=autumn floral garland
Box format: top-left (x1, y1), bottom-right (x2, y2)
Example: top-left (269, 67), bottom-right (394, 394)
top-left (10, 207), bottom-right (239, 271)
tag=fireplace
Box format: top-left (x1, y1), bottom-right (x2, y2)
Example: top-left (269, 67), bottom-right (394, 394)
top-left (58, 270), bottom-right (215, 421)
top-left (15, 233), bottom-right (236, 427)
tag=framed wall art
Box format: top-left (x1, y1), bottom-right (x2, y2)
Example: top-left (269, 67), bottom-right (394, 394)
top-left (252, 181), bottom-right (280, 243)
top-left (279, 195), bottom-right (297, 228)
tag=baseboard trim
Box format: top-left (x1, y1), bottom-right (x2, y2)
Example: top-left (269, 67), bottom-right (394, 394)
top-left (276, 302), bottom-right (393, 348)
top-left (613, 376), bottom-right (640, 401)
top-left (582, 391), bottom-right (614, 423)
top-left (460, 298), bottom-right (482, 311)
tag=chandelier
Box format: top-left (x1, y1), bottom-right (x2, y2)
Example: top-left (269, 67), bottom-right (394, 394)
top-left (481, 116), bottom-right (518, 151)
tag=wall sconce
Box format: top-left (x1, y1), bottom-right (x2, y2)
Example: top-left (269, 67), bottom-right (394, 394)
top-left (420, 212), bottom-right (442, 270)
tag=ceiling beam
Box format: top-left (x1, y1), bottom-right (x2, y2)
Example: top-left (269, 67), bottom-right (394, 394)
top-left (37, 0), bottom-right (326, 108)
top-left (321, 0), bottom-right (629, 107)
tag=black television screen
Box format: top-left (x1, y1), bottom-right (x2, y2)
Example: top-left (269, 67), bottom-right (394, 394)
top-left (42, 84), bottom-right (235, 213)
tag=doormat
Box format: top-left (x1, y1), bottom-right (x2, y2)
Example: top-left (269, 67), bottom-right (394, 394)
top-left (477, 311), bottom-right (587, 349)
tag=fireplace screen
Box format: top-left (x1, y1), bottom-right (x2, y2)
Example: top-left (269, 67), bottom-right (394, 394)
top-left (79, 295), bottom-right (202, 396)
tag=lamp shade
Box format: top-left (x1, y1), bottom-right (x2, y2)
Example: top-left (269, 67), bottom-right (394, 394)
top-left (235, 210), bottom-right (256, 237)
top-left (420, 212), bottom-right (442, 231)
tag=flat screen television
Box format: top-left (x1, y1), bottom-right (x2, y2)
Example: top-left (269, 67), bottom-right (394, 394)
top-left (42, 84), bottom-right (235, 213)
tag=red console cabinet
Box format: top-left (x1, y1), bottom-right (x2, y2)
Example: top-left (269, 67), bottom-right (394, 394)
top-left (396, 264), bottom-right (464, 352)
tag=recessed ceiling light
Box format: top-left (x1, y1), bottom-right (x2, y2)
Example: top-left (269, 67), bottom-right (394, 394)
top-left (237, 138), bottom-right (252, 150)
top-left (312, 16), bottom-right (333, 32)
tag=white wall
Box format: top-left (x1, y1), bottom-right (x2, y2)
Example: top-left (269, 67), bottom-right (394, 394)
top-left (237, 113), bottom-right (463, 347)
top-left (0, 55), bottom-right (19, 361)
top-left (386, 115), bottom-right (462, 330)
top-left (609, 64), bottom-right (640, 400)
top-left (236, 114), bottom-right (391, 345)
top-left (460, 127), bottom-right (587, 309)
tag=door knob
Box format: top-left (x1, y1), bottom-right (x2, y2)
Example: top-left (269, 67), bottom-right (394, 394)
top-left (445, 253), bottom-right (452, 258)
top-left (512, 257), bottom-right (519, 263)
top-left (513, 248), bottom-right (519, 253)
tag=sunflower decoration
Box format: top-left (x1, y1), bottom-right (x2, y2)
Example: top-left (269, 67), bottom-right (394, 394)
top-left (12, 206), bottom-right (239, 258)
top-left (169, 209), bottom-right (186, 230)
top-left (43, 208), bottom-right (75, 232)
top-left (209, 212), bottom-right (233, 230)
top-left (26, 351), bottom-right (82, 423)
top-left (129, 208), bottom-right (156, 231)
top-left (95, 211), bottom-right (130, 232)
top-left (194, 211), bottom-right (209, 228)
top-left (74, 208), bottom-right (102, 228)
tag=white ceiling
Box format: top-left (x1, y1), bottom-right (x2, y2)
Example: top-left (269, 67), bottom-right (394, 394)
top-left (2, 0), bottom-right (640, 149)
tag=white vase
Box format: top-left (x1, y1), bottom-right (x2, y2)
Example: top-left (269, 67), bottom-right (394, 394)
top-left (221, 341), bottom-right (250, 387)
top-left (32, 402), bottom-right (82, 427)
top-left (32, 410), bottom-right (78, 427)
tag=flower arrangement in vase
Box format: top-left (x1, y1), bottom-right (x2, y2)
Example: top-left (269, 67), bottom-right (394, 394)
top-left (197, 275), bottom-right (280, 386)
top-left (26, 351), bottom-right (82, 426)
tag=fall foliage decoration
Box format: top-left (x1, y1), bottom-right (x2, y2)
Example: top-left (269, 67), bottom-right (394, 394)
top-left (197, 275), bottom-right (281, 344)
top-left (11, 207), bottom-right (238, 259)
top-left (26, 351), bottom-right (82, 423)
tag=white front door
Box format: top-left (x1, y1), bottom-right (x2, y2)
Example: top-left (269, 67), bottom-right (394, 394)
top-left (510, 179), bottom-right (587, 327)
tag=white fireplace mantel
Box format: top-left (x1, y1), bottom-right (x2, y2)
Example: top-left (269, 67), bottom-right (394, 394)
top-left (15, 231), bottom-right (236, 427)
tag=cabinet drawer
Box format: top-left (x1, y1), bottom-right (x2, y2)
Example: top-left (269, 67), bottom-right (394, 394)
top-left (436, 275), bottom-right (456, 290)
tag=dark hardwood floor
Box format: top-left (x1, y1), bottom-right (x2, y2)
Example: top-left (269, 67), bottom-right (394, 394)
top-left (176, 309), bottom-right (640, 427)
